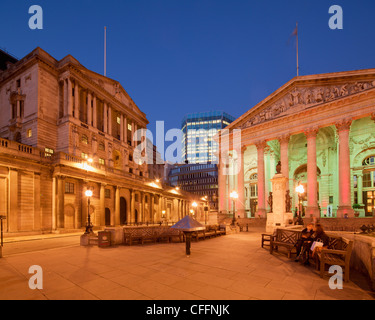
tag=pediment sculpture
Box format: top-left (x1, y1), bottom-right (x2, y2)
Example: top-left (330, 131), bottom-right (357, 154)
top-left (241, 80), bottom-right (375, 129)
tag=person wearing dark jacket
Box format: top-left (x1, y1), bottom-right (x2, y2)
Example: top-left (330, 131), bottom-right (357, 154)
top-left (300, 223), bottom-right (329, 265)
top-left (294, 223), bottom-right (314, 262)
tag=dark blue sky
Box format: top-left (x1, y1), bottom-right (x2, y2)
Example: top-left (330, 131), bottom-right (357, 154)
top-left (2, 0), bottom-right (375, 138)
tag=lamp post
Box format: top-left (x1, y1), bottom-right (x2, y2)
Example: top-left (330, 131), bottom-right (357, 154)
top-left (202, 196), bottom-right (208, 225)
top-left (85, 189), bottom-right (94, 234)
top-left (295, 183), bottom-right (305, 225)
top-left (230, 191), bottom-right (238, 225)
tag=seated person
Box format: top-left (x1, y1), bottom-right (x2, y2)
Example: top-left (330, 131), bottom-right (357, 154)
top-left (295, 223), bottom-right (314, 262)
top-left (301, 223), bottom-right (330, 265)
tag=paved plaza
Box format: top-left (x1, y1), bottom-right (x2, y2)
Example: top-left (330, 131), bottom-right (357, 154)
top-left (0, 230), bottom-right (374, 300)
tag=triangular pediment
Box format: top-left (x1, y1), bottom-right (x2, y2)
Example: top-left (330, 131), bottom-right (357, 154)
top-left (234, 70), bottom-right (375, 129)
top-left (72, 64), bottom-right (147, 122)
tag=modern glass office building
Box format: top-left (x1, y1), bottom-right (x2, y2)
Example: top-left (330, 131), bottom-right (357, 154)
top-left (182, 111), bottom-right (235, 164)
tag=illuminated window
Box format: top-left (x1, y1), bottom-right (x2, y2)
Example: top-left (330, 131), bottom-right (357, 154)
top-left (27, 129), bottom-right (32, 138)
top-left (45, 147), bottom-right (54, 157)
top-left (82, 135), bottom-right (88, 144)
top-left (81, 152), bottom-right (88, 159)
top-left (99, 158), bottom-right (105, 165)
top-left (128, 123), bottom-right (132, 131)
top-left (117, 116), bottom-right (121, 125)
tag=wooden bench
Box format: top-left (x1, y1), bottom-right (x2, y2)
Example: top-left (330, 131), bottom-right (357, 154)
top-left (270, 228), bottom-right (302, 258)
top-left (314, 235), bottom-right (353, 282)
top-left (192, 230), bottom-right (206, 241)
top-left (261, 233), bottom-right (273, 248)
top-left (155, 227), bottom-right (183, 243)
top-left (123, 227), bottom-right (156, 245)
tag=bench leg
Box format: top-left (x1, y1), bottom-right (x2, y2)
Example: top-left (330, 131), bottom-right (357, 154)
top-left (320, 261), bottom-right (325, 278)
top-left (344, 266), bottom-right (350, 282)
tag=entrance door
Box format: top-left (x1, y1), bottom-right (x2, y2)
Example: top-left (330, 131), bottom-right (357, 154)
top-left (250, 199), bottom-right (258, 217)
top-left (120, 197), bottom-right (127, 225)
top-left (365, 191), bottom-right (375, 217)
top-left (105, 208), bottom-right (111, 226)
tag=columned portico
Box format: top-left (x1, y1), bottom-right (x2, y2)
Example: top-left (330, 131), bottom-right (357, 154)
top-left (278, 134), bottom-right (290, 190)
top-left (336, 119), bottom-right (355, 218)
top-left (237, 146), bottom-right (246, 218)
top-left (255, 141), bottom-right (267, 217)
top-left (305, 127), bottom-right (320, 217)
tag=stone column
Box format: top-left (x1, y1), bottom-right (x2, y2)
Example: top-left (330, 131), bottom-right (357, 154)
top-left (336, 119), bottom-right (355, 217)
top-left (74, 81), bottom-right (79, 119)
top-left (304, 128), bottom-right (320, 217)
top-left (357, 172), bottom-right (364, 206)
top-left (237, 146), bottom-right (246, 218)
top-left (104, 103), bottom-right (108, 133)
top-left (108, 106), bottom-right (112, 136)
top-left (67, 78), bottom-right (73, 117)
top-left (278, 134), bottom-right (290, 190)
top-left (130, 190), bottom-right (135, 224)
top-left (255, 141), bottom-right (267, 217)
top-left (92, 94), bottom-right (97, 128)
top-left (56, 176), bottom-right (65, 229)
top-left (9, 169), bottom-right (18, 232)
top-left (99, 184), bottom-right (106, 226)
top-left (87, 91), bottom-right (92, 126)
top-left (124, 117), bottom-right (128, 144)
top-left (33, 173), bottom-right (41, 231)
top-left (52, 176), bottom-right (57, 231)
top-left (120, 114), bottom-right (124, 142)
top-left (115, 186), bottom-right (120, 226)
top-left (141, 193), bottom-right (146, 223)
top-left (131, 121), bottom-right (135, 146)
top-left (150, 194), bottom-right (155, 224)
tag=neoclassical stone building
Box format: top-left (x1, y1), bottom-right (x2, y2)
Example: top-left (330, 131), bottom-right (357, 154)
top-left (218, 69), bottom-right (375, 220)
top-left (0, 48), bottom-right (199, 234)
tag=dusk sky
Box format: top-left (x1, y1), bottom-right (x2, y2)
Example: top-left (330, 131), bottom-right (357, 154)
top-left (2, 0), bottom-right (375, 140)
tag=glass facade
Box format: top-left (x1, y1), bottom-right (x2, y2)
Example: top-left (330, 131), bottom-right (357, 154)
top-left (181, 111), bottom-right (235, 164)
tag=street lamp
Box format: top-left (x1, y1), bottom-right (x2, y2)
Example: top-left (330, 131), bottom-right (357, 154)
top-left (230, 191), bottom-right (238, 225)
top-left (295, 183), bottom-right (305, 225)
top-left (85, 189), bottom-right (94, 234)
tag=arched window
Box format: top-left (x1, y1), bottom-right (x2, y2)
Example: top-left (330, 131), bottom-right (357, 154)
top-left (362, 156), bottom-right (375, 166)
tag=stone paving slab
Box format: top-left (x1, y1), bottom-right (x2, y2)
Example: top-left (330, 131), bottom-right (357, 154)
top-left (0, 231), bottom-right (374, 300)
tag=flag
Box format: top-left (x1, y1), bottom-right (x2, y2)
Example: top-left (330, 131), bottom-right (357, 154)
top-left (287, 24), bottom-right (298, 45)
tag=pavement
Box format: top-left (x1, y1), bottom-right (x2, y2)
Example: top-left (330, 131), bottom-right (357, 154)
top-left (0, 229), bottom-right (374, 300)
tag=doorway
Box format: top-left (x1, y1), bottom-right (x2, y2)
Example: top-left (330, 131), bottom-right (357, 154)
top-left (105, 208), bottom-right (111, 226)
top-left (120, 197), bottom-right (127, 225)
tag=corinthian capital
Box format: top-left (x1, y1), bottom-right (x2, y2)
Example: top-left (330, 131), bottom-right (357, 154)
top-left (304, 127), bottom-right (319, 139)
top-left (335, 118), bottom-right (352, 132)
top-left (278, 134), bottom-right (291, 145)
top-left (254, 140), bottom-right (268, 150)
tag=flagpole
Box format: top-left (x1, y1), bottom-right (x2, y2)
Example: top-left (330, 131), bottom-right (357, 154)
top-left (296, 22), bottom-right (299, 77)
top-left (104, 26), bottom-right (107, 77)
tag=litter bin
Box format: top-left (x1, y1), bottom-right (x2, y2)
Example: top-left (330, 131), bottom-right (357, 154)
top-left (98, 231), bottom-right (111, 248)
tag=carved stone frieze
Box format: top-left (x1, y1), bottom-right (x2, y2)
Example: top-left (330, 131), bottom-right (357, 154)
top-left (240, 80), bottom-right (375, 129)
